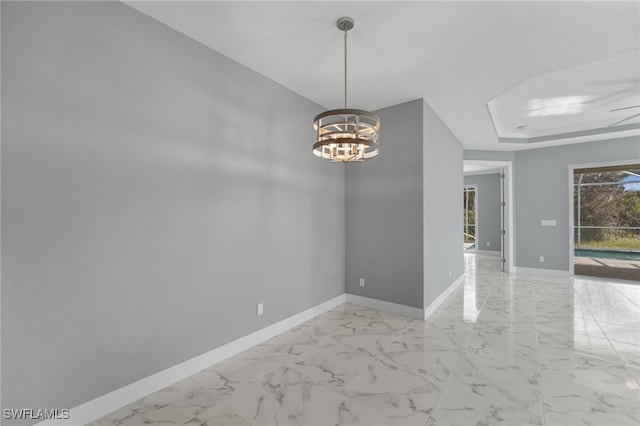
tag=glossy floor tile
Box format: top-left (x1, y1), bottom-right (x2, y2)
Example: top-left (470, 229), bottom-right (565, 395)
top-left (94, 254), bottom-right (640, 425)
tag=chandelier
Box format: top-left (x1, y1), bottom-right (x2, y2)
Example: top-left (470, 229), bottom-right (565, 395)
top-left (313, 17), bottom-right (380, 162)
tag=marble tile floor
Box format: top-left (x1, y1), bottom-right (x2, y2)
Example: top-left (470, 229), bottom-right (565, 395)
top-left (93, 254), bottom-right (640, 426)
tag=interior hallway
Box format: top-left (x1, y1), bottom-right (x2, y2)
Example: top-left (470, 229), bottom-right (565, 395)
top-left (91, 254), bottom-right (640, 425)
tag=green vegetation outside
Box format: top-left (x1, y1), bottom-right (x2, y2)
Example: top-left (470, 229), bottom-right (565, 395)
top-left (578, 237), bottom-right (640, 251)
top-left (574, 169), bottom-right (640, 252)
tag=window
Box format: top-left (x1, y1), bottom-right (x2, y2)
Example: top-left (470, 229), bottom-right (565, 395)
top-left (574, 167), bottom-right (640, 250)
top-left (464, 186), bottom-right (477, 250)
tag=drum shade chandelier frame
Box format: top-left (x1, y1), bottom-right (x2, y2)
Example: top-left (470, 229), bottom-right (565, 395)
top-left (313, 17), bottom-right (380, 162)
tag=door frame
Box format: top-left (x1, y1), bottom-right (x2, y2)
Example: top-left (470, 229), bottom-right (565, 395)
top-left (463, 160), bottom-right (514, 272)
top-left (568, 158), bottom-right (640, 275)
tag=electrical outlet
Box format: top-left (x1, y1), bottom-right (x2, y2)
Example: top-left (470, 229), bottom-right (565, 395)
top-left (448, 269), bottom-right (452, 277)
top-left (257, 303), bottom-right (264, 316)
top-left (486, 242), bottom-right (490, 247)
top-left (359, 278), bottom-right (365, 287)
top-left (539, 256), bottom-right (544, 263)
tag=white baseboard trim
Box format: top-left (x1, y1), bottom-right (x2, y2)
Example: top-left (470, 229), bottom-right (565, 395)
top-left (475, 250), bottom-right (501, 256)
top-left (513, 266), bottom-right (571, 277)
top-left (345, 294), bottom-right (424, 319)
top-left (423, 273), bottom-right (465, 320)
top-left (37, 294), bottom-right (346, 426)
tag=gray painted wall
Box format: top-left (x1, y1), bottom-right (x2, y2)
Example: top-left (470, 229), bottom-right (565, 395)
top-left (344, 99), bottom-right (464, 310)
top-left (464, 150), bottom-right (515, 162)
top-left (345, 100), bottom-right (424, 308)
top-left (423, 101), bottom-right (464, 308)
top-left (464, 173), bottom-right (502, 252)
top-left (514, 136), bottom-right (640, 271)
top-left (2, 1), bottom-right (345, 417)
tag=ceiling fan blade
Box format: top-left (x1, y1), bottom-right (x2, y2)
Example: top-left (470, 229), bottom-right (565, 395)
top-left (610, 105), bottom-right (640, 112)
top-left (608, 112), bottom-right (640, 127)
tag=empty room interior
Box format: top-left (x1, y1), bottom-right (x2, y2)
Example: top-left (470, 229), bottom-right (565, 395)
top-left (2, 1), bottom-right (640, 426)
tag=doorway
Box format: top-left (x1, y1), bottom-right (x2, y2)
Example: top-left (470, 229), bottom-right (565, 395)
top-left (463, 160), bottom-right (514, 273)
top-left (572, 163), bottom-right (640, 281)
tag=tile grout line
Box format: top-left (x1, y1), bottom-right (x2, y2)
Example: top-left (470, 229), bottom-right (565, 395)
top-left (586, 298), bottom-right (640, 390)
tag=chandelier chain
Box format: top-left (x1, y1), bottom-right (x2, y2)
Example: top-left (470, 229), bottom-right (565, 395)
top-left (344, 29), bottom-right (348, 109)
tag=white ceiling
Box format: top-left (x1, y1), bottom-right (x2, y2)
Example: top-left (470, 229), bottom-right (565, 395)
top-left (126, 0), bottom-right (640, 151)
top-left (487, 51), bottom-right (640, 144)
